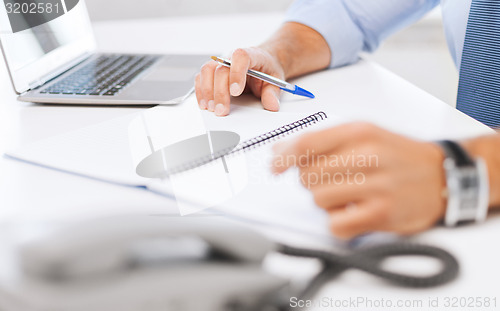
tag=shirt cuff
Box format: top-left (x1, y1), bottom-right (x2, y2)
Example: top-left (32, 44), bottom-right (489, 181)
top-left (285, 0), bottom-right (364, 68)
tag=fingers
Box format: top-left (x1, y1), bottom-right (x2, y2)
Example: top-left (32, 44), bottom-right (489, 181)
top-left (272, 122), bottom-right (381, 174)
top-left (213, 64), bottom-right (231, 116)
top-left (195, 49), bottom-right (252, 116)
top-left (296, 122), bottom-right (379, 156)
top-left (194, 47), bottom-right (285, 117)
top-left (311, 183), bottom-right (367, 210)
top-left (195, 52), bottom-right (248, 116)
top-left (198, 61), bottom-right (217, 111)
top-left (194, 73), bottom-right (203, 109)
top-left (230, 48), bottom-right (281, 111)
top-left (328, 202), bottom-right (387, 240)
top-left (260, 83), bottom-right (281, 112)
top-left (229, 49), bottom-right (251, 97)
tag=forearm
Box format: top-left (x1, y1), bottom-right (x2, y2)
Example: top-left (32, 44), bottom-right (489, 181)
top-left (462, 134), bottom-right (500, 209)
top-left (259, 22), bottom-right (331, 79)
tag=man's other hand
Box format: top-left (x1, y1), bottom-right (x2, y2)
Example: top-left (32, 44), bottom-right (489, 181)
top-left (272, 122), bottom-right (447, 240)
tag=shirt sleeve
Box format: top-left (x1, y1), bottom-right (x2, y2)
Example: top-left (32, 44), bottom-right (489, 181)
top-left (285, 0), bottom-right (440, 68)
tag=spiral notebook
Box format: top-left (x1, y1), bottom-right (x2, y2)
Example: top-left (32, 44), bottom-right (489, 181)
top-left (6, 99), bottom-right (337, 238)
top-left (6, 104), bottom-right (329, 201)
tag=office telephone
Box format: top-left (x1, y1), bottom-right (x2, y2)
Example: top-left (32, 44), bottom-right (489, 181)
top-left (0, 215), bottom-right (460, 311)
top-left (0, 216), bottom-right (288, 311)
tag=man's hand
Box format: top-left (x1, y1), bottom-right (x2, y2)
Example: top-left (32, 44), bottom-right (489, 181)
top-left (271, 122), bottom-right (447, 240)
top-left (195, 47), bottom-right (285, 117)
top-left (194, 22), bottom-right (331, 117)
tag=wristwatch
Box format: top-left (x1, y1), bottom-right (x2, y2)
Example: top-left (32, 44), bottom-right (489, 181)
top-left (436, 140), bottom-right (489, 227)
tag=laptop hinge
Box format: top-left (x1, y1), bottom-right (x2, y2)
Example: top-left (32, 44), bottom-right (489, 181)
top-left (28, 80), bottom-right (43, 91)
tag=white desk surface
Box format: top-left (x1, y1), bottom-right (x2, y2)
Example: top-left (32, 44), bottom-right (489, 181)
top-left (1, 13), bottom-right (499, 310)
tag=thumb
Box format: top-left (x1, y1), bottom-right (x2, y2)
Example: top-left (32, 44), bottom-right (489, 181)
top-left (261, 84), bottom-right (281, 112)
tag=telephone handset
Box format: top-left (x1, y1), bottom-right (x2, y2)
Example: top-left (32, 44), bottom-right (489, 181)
top-left (10, 216), bottom-right (289, 311)
top-left (20, 215), bottom-right (275, 281)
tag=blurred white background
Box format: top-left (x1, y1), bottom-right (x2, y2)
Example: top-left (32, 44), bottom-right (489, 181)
top-left (84, 0), bottom-right (458, 106)
top-left (85, 0), bottom-right (293, 19)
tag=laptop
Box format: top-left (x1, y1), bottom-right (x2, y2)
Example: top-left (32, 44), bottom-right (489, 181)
top-left (0, 1), bottom-right (209, 105)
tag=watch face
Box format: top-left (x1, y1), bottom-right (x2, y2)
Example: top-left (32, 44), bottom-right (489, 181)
top-left (440, 142), bottom-right (489, 226)
top-left (448, 166), bottom-right (480, 222)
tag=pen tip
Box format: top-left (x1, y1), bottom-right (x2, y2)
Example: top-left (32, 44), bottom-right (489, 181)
top-left (211, 56), bottom-right (218, 62)
top-left (295, 86), bottom-right (315, 99)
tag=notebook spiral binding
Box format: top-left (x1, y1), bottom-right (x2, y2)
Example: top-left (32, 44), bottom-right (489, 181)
top-left (166, 111), bottom-right (328, 176)
top-left (232, 111), bottom-right (328, 153)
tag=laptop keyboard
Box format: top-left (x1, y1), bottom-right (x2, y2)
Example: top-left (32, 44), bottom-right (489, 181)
top-left (39, 54), bottom-right (160, 96)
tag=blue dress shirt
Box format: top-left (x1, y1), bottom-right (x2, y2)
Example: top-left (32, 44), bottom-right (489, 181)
top-left (285, 0), bottom-right (472, 69)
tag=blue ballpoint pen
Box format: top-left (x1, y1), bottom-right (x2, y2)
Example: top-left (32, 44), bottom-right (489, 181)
top-left (211, 56), bottom-right (315, 99)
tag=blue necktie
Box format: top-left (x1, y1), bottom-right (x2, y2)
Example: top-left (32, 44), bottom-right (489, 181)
top-left (457, 0), bottom-right (500, 127)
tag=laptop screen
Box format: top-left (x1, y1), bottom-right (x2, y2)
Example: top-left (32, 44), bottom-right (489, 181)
top-left (0, 1), bottom-right (95, 93)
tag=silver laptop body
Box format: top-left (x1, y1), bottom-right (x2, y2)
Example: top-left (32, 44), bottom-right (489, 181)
top-left (0, 1), bottom-right (208, 105)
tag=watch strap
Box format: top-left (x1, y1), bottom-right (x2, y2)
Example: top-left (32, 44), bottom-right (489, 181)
top-left (436, 140), bottom-right (474, 167)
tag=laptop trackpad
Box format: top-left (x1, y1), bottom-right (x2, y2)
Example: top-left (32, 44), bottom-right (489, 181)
top-left (143, 66), bottom-right (198, 82)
